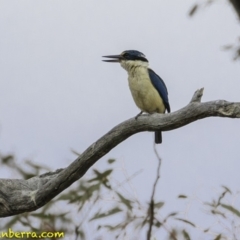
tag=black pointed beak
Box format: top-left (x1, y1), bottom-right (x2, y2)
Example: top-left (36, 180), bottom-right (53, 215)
top-left (102, 54), bottom-right (122, 62)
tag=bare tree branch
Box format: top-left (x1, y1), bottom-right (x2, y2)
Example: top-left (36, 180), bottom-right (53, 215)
top-left (1, 88), bottom-right (240, 217)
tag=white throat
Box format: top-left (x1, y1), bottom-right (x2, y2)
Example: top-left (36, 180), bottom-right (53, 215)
top-left (120, 60), bottom-right (149, 74)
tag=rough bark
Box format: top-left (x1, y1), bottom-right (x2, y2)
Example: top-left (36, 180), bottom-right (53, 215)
top-left (1, 88), bottom-right (240, 217)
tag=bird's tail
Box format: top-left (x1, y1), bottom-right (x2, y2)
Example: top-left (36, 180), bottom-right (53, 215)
top-left (155, 131), bottom-right (162, 144)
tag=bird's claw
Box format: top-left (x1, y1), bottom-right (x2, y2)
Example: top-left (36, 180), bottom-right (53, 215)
top-left (135, 111), bottom-right (143, 120)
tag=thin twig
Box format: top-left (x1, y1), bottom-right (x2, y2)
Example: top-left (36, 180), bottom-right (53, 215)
top-left (146, 143), bottom-right (162, 240)
top-left (155, 216), bottom-right (178, 240)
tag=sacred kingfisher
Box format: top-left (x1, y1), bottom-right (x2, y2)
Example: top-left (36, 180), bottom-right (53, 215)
top-left (103, 50), bottom-right (170, 144)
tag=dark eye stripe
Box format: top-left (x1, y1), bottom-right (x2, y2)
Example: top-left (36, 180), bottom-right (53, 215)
top-left (121, 51), bottom-right (148, 62)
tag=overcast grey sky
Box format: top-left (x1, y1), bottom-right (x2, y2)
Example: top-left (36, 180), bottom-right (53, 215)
top-left (0, 0), bottom-right (240, 239)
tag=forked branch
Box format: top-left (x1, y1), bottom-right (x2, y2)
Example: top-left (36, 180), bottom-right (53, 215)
top-left (0, 88), bottom-right (240, 217)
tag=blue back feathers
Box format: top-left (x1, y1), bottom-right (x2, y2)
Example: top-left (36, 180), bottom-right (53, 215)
top-left (148, 69), bottom-right (170, 113)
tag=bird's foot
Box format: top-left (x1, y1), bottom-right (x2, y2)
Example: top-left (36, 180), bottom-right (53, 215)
top-left (135, 111), bottom-right (143, 120)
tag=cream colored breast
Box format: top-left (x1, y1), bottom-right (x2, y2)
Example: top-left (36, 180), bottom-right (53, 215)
top-left (128, 67), bottom-right (165, 113)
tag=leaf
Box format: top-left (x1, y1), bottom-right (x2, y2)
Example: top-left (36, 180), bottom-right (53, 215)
top-left (189, 4), bottom-right (198, 16)
top-left (117, 193), bottom-right (133, 210)
top-left (90, 207), bottom-right (122, 221)
top-left (163, 212), bottom-right (178, 223)
top-left (31, 212), bottom-right (70, 220)
top-left (168, 212), bottom-right (178, 217)
top-left (214, 234), bottom-right (222, 240)
top-left (102, 224), bottom-right (123, 231)
top-left (101, 169), bottom-right (113, 178)
top-left (154, 201), bottom-right (164, 209)
top-left (57, 189), bottom-right (87, 205)
top-left (220, 204), bottom-right (240, 217)
top-left (74, 226), bottom-right (85, 240)
top-left (89, 169), bottom-right (113, 182)
top-left (175, 218), bottom-right (195, 227)
top-left (89, 169), bottom-right (113, 189)
top-left (211, 210), bottom-right (226, 218)
top-left (182, 230), bottom-right (191, 240)
top-left (221, 185), bottom-right (232, 194)
top-left (1, 155), bottom-right (14, 164)
top-left (178, 195), bottom-right (187, 199)
top-left (154, 219), bottom-right (162, 228)
top-left (140, 218), bottom-right (148, 228)
top-left (222, 45), bottom-right (233, 50)
top-left (108, 159), bottom-right (116, 164)
top-left (85, 183), bottom-right (101, 196)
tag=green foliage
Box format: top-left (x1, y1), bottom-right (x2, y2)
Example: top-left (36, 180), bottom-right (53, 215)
top-left (108, 158), bottom-right (116, 164)
top-left (214, 234), bottom-right (222, 240)
top-left (116, 193), bottom-right (133, 210)
top-left (178, 195), bottom-right (187, 199)
top-left (1, 153), bottom-right (240, 239)
top-left (182, 230), bottom-right (191, 240)
top-left (220, 204), bottom-right (240, 218)
top-left (90, 207), bottom-right (122, 221)
top-left (154, 201), bottom-right (164, 209)
top-left (174, 218), bottom-right (195, 228)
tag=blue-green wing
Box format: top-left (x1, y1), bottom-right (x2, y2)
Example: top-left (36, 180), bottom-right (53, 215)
top-left (148, 68), bottom-right (170, 113)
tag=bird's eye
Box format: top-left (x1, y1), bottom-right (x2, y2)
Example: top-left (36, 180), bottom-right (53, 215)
top-left (123, 53), bottom-right (129, 58)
